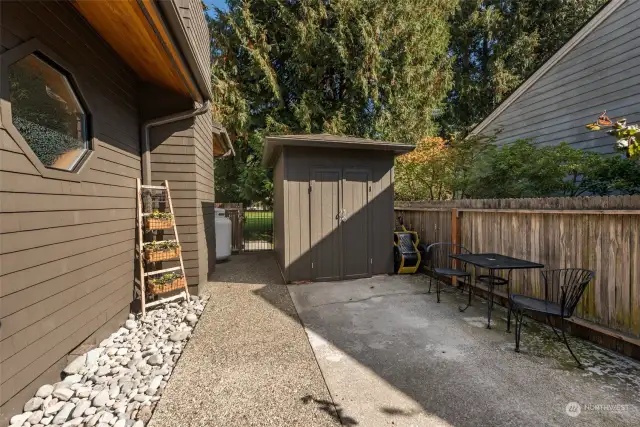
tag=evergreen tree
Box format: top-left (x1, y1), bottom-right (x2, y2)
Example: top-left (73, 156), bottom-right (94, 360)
top-left (442, 0), bottom-right (606, 136)
top-left (209, 0), bottom-right (456, 204)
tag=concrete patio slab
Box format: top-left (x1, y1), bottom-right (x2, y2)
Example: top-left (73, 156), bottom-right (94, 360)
top-left (289, 274), bottom-right (640, 427)
top-left (148, 253), bottom-right (340, 427)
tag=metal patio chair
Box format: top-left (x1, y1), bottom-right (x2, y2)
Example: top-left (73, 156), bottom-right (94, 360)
top-left (425, 243), bottom-right (471, 307)
top-left (509, 268), bottom-right (595, 368)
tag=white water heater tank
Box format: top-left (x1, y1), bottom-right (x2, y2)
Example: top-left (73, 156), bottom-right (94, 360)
top-left (215, 208), bottom-right (232, 261)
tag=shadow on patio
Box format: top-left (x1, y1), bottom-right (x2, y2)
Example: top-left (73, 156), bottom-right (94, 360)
top-left (152, 252), bottom-right (640, 427)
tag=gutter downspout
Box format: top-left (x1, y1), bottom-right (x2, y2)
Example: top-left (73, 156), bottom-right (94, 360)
top-left (141, 101), bottom-right (211, 185)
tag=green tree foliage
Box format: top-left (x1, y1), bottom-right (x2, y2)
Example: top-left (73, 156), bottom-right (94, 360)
top-left (442, 0), bottom-right (606, 135)
top-left (396, 139), bottom-right (640, 200)
top-left (209, 0), bottom-right (456, 204)
top-left (394, 135), bottom-right (492, 200)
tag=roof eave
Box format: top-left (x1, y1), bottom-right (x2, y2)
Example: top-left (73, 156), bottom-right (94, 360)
top-left (262, 135), bottom-right (415, 167)
top-left (157, 0), bottom-right (212, 101)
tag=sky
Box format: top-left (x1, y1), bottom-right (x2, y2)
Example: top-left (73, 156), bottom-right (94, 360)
top-left (203, 0), bottom-right (228, 15)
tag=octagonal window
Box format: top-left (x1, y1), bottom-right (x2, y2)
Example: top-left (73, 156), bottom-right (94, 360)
top-left (9, 53), bottom-right (89, 171)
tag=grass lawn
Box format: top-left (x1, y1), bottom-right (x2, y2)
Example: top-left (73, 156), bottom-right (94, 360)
top-left (244, 211), bottom-right (273, 242)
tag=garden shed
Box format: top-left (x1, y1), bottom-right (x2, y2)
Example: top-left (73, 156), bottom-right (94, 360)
top-left (262, 134), bottom-right (414, 283)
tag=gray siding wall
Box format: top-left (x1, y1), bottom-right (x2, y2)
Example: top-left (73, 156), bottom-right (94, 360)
top-left (282, 147), bottom-right (394, 282)
top-left (481, 0), bottom-right (640, 154)
top-left (273, 154), bottom-right (286, 273)
top-left (0, 0), bottom-right (139, 419)
top-left (147, 108), bottom-right (215, 293)
top-left (175, 0), bottom-right (212, 96)
top-left (194, 106), bottom-right (215, 284)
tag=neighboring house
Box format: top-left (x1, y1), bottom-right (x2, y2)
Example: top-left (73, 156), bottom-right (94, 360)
top-left (0, 0), bottom-right (232, 420)
top-left (471, 0), bottom-right (637, 155)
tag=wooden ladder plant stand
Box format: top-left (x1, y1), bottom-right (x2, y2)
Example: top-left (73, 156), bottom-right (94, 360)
top-left (136, 179), bottom-right (190, 316)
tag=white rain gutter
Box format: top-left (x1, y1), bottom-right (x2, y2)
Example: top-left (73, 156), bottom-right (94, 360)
top-left (141, 101), bottom-right (211, 185)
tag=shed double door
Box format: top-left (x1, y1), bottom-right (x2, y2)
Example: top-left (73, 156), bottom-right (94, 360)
top-left (310, 168), bottom-right (371, 281)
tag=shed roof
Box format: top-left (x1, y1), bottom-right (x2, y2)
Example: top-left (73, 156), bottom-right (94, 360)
top-left (262, 134), bottom-right (415, 167)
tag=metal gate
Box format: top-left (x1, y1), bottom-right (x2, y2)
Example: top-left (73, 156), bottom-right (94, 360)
top-left (242, 209), bottom-right (273, 251)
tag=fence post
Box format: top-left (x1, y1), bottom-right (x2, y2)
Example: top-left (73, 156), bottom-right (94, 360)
top-left (451, 208), bottom-right (462, 286)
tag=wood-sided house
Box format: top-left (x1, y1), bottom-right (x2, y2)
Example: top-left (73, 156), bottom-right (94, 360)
top-left (0, 0), bottom-right (232, 419)
top-left (470, 0), bottom-right (638, 154)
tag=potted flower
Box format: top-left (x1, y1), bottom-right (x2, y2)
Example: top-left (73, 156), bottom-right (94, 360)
top-left (143, 240), bottom-right (181, 262)
top-left (145, 210), bottom-right (174, 230)
top-left (147, 272), bottom-right (185, 294)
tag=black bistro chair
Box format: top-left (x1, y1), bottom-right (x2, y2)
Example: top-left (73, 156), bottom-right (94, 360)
top-left (425, 243), bottom-right (472, 307)
top-left (509, 268), bottom-right (595, 368)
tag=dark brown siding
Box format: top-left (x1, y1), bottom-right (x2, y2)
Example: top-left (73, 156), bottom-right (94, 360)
top-left (194, 106), bottom-right (215, 283)
top-left (0, 0), bottom-right (139, 419)
top-left (149, 119), bottom-right (199, 292)
top-left (281, 147), bottom-right (394, 282)
top-left (145, 93), bottom-right (214, 292)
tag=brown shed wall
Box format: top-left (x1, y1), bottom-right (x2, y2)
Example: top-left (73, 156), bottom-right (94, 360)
top-left (273, 154), bottom-right (286, 274)
top-left (279, 147), bottom-right (395, 282)
top-left (0, 0), bottom-right (139, 419)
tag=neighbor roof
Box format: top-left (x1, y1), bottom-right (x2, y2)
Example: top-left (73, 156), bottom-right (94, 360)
top-left (469, 0), bottom-right (622, 137)
top-left (262, 134), bottom-right (415, 167)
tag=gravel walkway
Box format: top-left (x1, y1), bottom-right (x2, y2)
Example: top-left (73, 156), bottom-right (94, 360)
top-left (147, 253), bottom-right (340, 427)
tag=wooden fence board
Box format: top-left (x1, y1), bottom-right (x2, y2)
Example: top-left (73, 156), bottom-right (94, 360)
top-left (396, 195), bottom-right (640, 339)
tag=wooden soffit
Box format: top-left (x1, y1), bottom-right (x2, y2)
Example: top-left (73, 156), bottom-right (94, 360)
top-left (72, 0), bottom-right (201, 102)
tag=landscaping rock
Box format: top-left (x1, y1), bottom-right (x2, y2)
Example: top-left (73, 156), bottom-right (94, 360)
top-left (185, 313), bottom-right (197, 325)
top-left (28, 410), bottom-right (44, 424)
top-left (63, 355), bottom-right (87, 375)
top-left (63, 374), bottom-right (83, 385)
top-left (76, 386), bottom-right (92, 398)
top-left (96, 366), bottom-right (111, 377)
top-left (52, 402), bottom-right (75, 424)
top-left (10, 411), bottom-right (32, 426)
top-left (53, 387), bottom-right (74, 401)
top-left (93, 390), bottom-right (109, 408)
top-left (147, 354), bottom-right (162, 366)
top-left (86, 348), bottom-right (104, 366)
top-left (62, 417), bottom-right (84, 427)
top-left (9, 297), bottom-right (208, 427)
top-left (169, 330), bottom-right (189, 342)
top-left (72, 399), bottom-right (91, 418)
top-left (36, 384), bottom-right (54, 398)
top-left (44, 401), bottom-right (65, 416)
top-left (125, 320), bottom-right (137, 330)
top-left (24, 397), bottom-right (44, 412)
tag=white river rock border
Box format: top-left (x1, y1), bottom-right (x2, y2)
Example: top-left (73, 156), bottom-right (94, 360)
top-left (9, 296), bottom-right (209, 427)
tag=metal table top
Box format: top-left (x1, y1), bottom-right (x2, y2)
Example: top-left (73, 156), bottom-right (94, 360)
top-left (449, 253), bottom-right (544, 270)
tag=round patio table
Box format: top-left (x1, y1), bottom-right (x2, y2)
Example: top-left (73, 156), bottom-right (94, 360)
top-left (449, 253), bottom-right (544, 329)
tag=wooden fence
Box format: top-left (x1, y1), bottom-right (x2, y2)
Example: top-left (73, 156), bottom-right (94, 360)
top-left (395, 196), bottom-right (640, 342)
